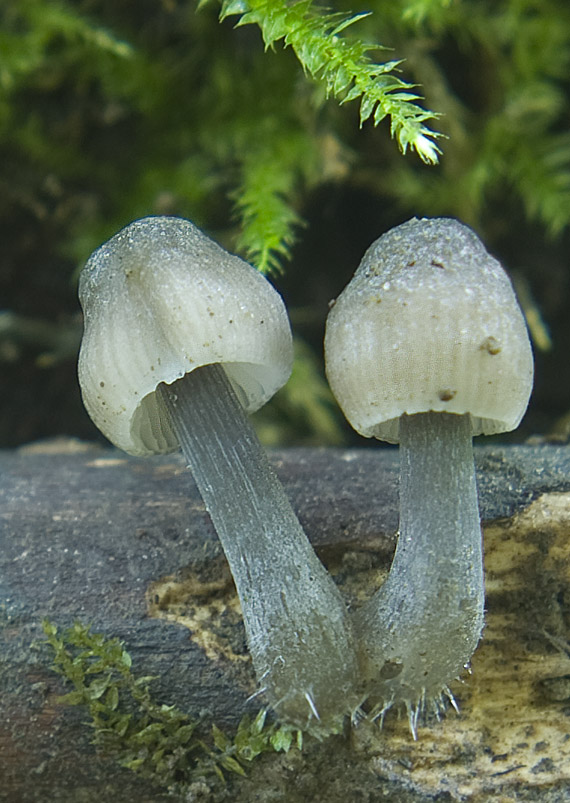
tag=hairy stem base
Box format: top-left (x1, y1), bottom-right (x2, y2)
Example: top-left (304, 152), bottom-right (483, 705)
top-left (158, 364), bottom-right (360, 734)
top-left (354, 412), bottom-right (484, 733)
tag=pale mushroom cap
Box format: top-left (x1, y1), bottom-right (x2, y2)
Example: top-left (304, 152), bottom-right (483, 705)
top-left (78, 216), bottom-right (293, 456)
top-left (324, 217), bottom-right (534, 443)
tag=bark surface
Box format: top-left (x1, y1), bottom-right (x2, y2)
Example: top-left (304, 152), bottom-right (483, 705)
top-left (1, 439), bottom-right (569, 802)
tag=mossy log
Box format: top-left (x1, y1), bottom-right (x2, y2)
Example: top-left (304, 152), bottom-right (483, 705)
top-left (1, 439), bottom-right (569, 802)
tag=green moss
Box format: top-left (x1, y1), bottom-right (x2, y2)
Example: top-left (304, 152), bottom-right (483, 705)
top-left (1, 0), bottom-right (444, 274)
top-left (3, 0), bottom-right (569, 444)
top-left (41, 619), bottom-right (300, 794)
top-left (6, 0), bottom-right (569, 275)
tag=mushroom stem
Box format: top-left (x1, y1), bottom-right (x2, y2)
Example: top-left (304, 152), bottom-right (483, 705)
top-left (158, 363), bottom-right (360, 735)
top-left (354, 412), bottom-right (484, 735)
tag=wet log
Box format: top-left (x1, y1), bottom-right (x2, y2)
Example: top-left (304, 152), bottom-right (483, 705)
top-left (0, 439), bottom-right (569, 802)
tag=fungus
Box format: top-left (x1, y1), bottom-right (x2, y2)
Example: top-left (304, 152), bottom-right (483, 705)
top-left (324, 217), bottom-right (534, 735)
top-left (78, 216), bottom-right (360, 735)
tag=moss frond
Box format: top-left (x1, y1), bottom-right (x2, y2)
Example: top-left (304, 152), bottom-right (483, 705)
top-left (42, 619), bottom-right (300, 792)
top-left (232, 129), bottom-right (317, 274)
top-left (219, 0), bottom-right (443, 164)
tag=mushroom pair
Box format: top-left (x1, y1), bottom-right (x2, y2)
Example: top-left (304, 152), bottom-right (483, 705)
top-left (78, 215), bottom-right (533, 738)
top-left (78, 216), bottom-right (361, 737)
top-left (325, 217), bottom-right (534, 734)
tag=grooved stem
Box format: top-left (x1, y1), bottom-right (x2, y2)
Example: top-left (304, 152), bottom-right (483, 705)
top-left (354, 412), bottom-right (484, 726)
top-left (158, 364), bottom-right (360, 734)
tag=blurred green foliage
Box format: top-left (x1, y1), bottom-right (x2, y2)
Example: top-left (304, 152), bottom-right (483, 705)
top-left (1, 0), bottom-right (569, 445)
top-left (0, 0), bottom-right (445, 269)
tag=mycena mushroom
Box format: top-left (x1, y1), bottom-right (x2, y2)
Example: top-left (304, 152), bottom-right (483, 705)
top-left (324, 217), bottom-right (534, 736)
top-left (78, 216), bottom-right (360, 735)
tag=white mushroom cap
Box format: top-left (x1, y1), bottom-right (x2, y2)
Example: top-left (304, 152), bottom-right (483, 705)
top-left (78, 216), bottom-right (293, 456)
top-left (324, 217), bottom-right (534, 443)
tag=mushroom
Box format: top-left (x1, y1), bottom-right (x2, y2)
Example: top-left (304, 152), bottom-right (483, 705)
top-left (78, 216), bottom-right (360, 735)
top-left (324, 217), bottom-right (534, 735)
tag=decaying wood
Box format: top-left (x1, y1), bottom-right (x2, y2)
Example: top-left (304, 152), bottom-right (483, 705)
top-left (0, 439), bottom-right (569, 802)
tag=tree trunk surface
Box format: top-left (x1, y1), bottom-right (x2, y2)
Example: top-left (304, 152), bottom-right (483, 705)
top-left (1, 439), bottom-right (569, 802)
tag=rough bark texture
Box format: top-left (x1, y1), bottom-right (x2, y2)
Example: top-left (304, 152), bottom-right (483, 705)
top-left (1, 439), bottom-right (569, 802)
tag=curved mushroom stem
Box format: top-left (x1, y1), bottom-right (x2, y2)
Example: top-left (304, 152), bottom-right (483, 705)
top-left (353, 412), bottom-right (484, 737)
top-left (158, 363), bottom-right (361, 736)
